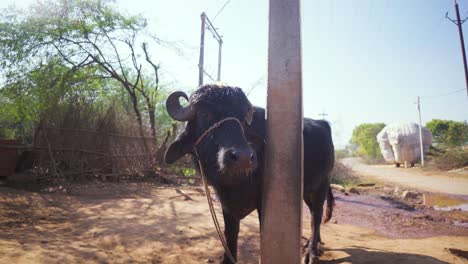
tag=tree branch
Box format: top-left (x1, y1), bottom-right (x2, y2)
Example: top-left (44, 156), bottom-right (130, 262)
top-left (142, 42), bottom-right (160, 89)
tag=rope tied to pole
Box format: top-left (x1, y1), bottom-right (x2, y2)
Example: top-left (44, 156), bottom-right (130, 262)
top-left (193, 117), bottom-right (245, 264)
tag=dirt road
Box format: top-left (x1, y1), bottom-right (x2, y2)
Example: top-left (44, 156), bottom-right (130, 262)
top-left (341, 158), bottom-right (468, 196)
top-left (1, 182), bottom-right (467, 264)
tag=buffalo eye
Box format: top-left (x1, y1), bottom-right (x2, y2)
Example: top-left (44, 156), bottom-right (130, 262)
top-left (199, 111), bottom-right (212, 121)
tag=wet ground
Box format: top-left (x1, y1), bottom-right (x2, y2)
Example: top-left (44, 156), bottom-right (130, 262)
top-left (425, 193), bottom-right (468, 212)
top-left (331, 188), bottom-right (468, 239)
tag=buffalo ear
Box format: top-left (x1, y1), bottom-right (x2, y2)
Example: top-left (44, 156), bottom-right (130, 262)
top-left (165, 130), bottom-right (194, 164)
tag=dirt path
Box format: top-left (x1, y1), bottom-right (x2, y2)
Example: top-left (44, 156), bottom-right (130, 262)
top-left (0, 182), bottom-right (467, 264)
top-left (341, 158), bottom-right (468, 195)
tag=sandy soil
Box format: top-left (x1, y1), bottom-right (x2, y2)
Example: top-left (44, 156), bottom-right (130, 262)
top-left (1, 181), bottom-right (467, 264)
top-left (341, 158), bottom-right (468, 195)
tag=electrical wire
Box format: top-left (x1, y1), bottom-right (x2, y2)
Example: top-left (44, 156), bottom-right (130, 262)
top-left (212, 0), bottom-right (232, 22)
top-left (420, 88), bottom-right (465, 99)
top-left (246, 75), bottom-right (266, 95)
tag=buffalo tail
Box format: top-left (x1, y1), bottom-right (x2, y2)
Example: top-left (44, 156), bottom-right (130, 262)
top-left (324, 186), bottom-right (335, 223)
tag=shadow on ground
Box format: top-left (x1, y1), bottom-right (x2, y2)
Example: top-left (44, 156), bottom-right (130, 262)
top-left (322, 246), bottom-right (450, 264)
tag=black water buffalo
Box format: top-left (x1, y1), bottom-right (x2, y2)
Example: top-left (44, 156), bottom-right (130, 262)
top-left (165, 84), bottom-right (335, 263)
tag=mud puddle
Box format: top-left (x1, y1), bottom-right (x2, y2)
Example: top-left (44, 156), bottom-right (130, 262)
top-left (331, 190), bottom-right (468, 239)
top-left (422, 193), bottom-right (468, 228)
top-left (424, 193), bottom-right (468, 212)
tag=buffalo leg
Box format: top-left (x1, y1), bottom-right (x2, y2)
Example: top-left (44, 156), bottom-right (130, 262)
top-left (257, 206), bottom-right (262, 230)
top-left (222, 210), bottom-right (239, 264)
top-left (303, 193), bottom-right (325, 264)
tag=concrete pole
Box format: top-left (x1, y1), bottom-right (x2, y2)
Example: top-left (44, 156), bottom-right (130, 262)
top-left (417, 96), bottom-right (425, 167)
top-left (198, 13), bottom-right (206, 86)
top-left (217, 40), bottom-right (223, 81)
top-left (261, 0), bottom-right (303, 263)
top-left (454, 0), bottom-right (468, 96)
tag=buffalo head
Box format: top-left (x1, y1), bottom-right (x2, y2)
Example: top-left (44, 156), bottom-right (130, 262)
top-left (165, 84), bottom-right (257, 185)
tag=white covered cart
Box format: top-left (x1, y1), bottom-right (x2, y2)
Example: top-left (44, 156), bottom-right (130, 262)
top-left (377, 123), bottom-right (432, 167)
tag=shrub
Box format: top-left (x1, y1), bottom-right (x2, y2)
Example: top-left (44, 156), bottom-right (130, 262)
top-left (426, 119), bottom-right (468, 147)
top-left (426, 148), bottom-right (468, 171)
top-left (350, 123), bottom-right (386, 159)
top-left (331, 162), bottom-right (359, 186)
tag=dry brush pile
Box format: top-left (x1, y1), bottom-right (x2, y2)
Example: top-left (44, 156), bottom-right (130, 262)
top-left (31, 103), bottom-right (164, 182)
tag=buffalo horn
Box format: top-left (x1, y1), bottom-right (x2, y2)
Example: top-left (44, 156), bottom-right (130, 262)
top-left (166, 91), bottom-right (195, 121)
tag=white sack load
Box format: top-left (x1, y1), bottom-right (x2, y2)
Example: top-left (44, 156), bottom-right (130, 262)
top-left (376, 123), bottom-right (432, 166)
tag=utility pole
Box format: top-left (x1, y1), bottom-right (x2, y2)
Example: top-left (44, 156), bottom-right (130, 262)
top-left (198, 12), bottom-right (223, 86)
top-left (198, 13), bottom-right (206, 86)
top-left (319, 111), bottom-right (328, 120)
top-left (417, 96), bottom-right (425, 167)
top-left (205, 15), bottom-right (223, 81)
top-left (261, 0), bottom-right (303, 263)
top-left (447, 0), bottom-right (468, 96)
top-left (217, 39), bottom-right (223, 81)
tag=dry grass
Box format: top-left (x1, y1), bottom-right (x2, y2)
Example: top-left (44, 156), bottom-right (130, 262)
top-left (32, 103), bottom-right (158, 182)
top-left (425, 148), bottom-right (468, 171)
top-left (331, 161), bottom-right (360, 186)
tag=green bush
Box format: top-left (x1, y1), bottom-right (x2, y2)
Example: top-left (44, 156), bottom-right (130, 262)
top-left (426, 119), bottom-right (468, 147)
top-left (350, 123), bottom-right (386, 159)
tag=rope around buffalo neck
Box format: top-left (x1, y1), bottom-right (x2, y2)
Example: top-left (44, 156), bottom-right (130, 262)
top-left (193, 117), bottom-right (245, 264)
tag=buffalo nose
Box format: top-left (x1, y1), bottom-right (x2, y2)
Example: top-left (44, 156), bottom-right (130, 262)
top-left (226, 148), bottom-right (257, 169)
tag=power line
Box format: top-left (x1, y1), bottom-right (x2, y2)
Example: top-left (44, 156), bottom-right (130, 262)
top-left (420, 88), bottom-right (465, 99)
top-left (212, 0), bottom-right (232, 22)
top-left (246, 75), bottom-right (266, 95)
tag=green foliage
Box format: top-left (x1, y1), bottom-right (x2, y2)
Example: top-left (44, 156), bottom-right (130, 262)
top-left (350, 123), bottom-right (386, 159)
top-left (0, 96), bottom-right (22, 139)
top-left (154, 89), bottom-right (174, 133)
top-left (0, 0), bottom-right (174, 142)
top-left (0, 0), bottom-right (147, 80)
top-left (181, 167), bottom-right (196, 177)
top-left (0, 59), bottom-right (114, 140)
top-left (426, 119), bottom-right (468, 147)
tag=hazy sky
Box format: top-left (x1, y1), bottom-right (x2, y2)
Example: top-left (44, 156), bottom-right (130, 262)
top-left (2, 0), bottom-right (468, 148)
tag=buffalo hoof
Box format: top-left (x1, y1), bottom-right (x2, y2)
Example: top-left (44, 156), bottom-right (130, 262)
top-left (303, 241), bottom-right (323, 264)
top-left (303, 254), bottom-right (320, 264)
top-left (221, 256), bottom-right (236, 264)
top-left (302, 240), bottom-right (310, 253)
